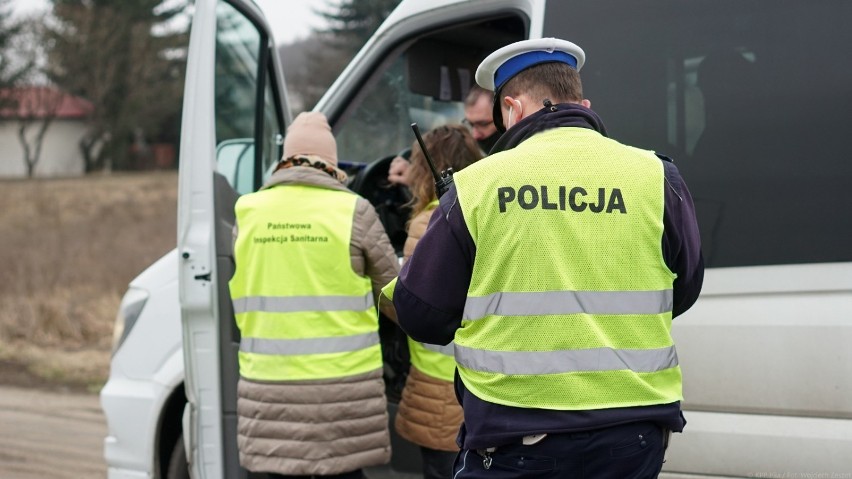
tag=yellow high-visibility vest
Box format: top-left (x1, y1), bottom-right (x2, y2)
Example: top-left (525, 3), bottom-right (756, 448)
top-left (381, 201), bottom-right (457, 382)
top-left (229, 184), bottom-right (381, 381)
top-left (453, 127), bottom-right (681, 410)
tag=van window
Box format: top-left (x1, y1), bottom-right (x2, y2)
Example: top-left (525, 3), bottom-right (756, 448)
top-left (214, 2), bottom-right (260, 143)
top-left (214, 2), bottom-right (282, 195)
top-left (544, 1), bottom-right (852, 268)
top-left (260, 72), bottom-right (284, 177)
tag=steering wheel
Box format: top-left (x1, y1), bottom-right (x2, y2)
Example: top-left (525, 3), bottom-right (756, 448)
top-left (348, 154), bottom-right (412, 256)
top-left (346, 153), bottom-right (414, 402)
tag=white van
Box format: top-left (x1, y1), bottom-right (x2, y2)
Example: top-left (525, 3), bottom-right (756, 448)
top-left (101, 0), bottom-right (852, 478)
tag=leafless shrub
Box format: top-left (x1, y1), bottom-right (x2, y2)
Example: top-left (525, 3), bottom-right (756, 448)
top-left (0, 171), bottom-right (176, 389)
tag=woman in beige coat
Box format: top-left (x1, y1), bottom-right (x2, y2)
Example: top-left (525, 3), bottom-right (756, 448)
top-left (393, 124), bottom-right (483, 479)
top-left (231, 112), bottom-right (399, 479)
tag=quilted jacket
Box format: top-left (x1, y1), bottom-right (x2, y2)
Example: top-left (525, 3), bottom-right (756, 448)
top-left (394, 206), bottom-right (463, 452)
top-left (234, 166), bottom-right (399, 475)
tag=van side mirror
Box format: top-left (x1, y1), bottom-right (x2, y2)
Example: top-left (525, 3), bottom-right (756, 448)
top-left (216, 139), bottom-right (255, 195)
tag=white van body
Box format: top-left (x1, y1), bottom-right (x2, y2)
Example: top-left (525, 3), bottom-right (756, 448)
top-left (102, 0), bottom-right (852, 478)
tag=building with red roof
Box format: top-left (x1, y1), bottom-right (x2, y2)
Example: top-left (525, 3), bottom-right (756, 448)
top-left (0, 86), bottom-right (94, 177)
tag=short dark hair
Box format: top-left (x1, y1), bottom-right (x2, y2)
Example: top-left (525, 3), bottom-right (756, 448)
top-left (465, 85), bottom-right (492, 107)
top-left (500, 62), bottom-right (583, 103)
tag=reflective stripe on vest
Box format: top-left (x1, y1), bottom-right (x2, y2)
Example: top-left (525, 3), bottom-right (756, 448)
top-left (454, 343), bottom-right (678, 375)
top-left (463, 290), bottom-right (673, 320)
top-left (408, 339), bottom-right (456, 382)
top-left (452, 127), bottom-right (681, 410)
top-left (241, 332), bottom-right (380, 355)
top-left (229, 184), bottom-right (381, 382)
top-left (422, 342), bottom-right (455, 356)
top-left (233, 293), bottom-right (374, 314)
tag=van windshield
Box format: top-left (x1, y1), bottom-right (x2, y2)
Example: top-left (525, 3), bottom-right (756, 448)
top-left (332, 14), bottom-right (527, 167)
top-left (335, 55), bottom-right (465, 166)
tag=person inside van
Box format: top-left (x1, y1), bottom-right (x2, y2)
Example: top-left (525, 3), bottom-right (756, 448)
top-left (228, 111), bottom-right (400, 479)
top-left (463, 85), bottom-right (501, 154)
top-left (387, 148), bottom-right (412, 187)
top-left (393, 124), bottom-right (483, 479)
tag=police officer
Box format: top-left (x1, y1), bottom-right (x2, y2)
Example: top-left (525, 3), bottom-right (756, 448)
top-left (391, 38), bottom-right (704, 478)
top-left (229, 112), bottom-right (399, 478)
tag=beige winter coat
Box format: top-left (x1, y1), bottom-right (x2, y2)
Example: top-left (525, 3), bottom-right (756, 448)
top-left (394, 206), bottom-right (463, 452)
top-left (234, 166), bottom-right (400, 475)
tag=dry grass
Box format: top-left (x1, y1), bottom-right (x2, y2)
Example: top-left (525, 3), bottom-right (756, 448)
top-left (0, 171), bottom-right (177, 392)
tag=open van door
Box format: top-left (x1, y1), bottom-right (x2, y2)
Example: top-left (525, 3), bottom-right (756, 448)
top-left (177, 0), bottom-right (288, 478)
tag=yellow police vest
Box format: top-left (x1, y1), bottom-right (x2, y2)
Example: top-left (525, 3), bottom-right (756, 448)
top-left (404, 201), bottom-right (457, 382)
top-left (229, 184), bottom-right (381, 381)
top-left (453, 127), bottom-right (680, 410)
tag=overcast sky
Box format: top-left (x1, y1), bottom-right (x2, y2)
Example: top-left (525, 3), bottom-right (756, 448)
top-left (11, 0), bottom-right (326, 45)
top-left (254, 0), bottom-right (327, 44)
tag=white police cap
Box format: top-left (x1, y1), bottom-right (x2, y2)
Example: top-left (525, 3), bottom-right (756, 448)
top-left (475, 38), bottom-right (586, 92)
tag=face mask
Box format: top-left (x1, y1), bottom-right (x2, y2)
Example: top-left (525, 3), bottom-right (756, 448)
top-left (477, 130), bottom-right (501, 154)
top-left (506, 106), bottom-right (515, 129)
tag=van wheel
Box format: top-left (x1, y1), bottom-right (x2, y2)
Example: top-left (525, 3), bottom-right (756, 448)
top-left (166, 433), bottom-right (190, 479)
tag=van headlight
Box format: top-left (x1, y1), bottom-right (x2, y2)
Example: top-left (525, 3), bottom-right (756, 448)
top-left (111, 287), bottom-right (149, 355)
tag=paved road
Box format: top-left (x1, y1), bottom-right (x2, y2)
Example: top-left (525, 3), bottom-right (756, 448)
top-left (0, 385), bottom-right (421, 479)
top-left (0, 385), bottom-right (106, 479)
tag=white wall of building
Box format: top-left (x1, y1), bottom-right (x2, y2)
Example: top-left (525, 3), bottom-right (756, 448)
top-left (0, 119), bottom-right (88, 178)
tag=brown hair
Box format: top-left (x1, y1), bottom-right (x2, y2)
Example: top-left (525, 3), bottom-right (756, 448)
top-left (501, 62), bottom-right (583, 104)
top-left (407, 124), bottom-right (483, 219)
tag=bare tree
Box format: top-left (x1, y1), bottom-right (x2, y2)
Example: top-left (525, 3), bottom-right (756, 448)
top-left (279, 0), bottom-right (401, 113)
top-left (13, 86), bottom-right (67, 177)
top-left (5, 15), bottom-right (67, 178)
top-left (45, 3), bottom-right (126, 172)
top-left (0, 0), bottom-right (30, 109)
top-left (45, 0), bottom-right (188, 172)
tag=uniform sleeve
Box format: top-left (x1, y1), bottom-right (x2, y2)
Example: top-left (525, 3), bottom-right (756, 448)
top-left (395, 185), bottom-right (476, 345)
top-left (352, 197), bottom-right (400, 302)
top-left (661, 160), bottom-right (705, 317)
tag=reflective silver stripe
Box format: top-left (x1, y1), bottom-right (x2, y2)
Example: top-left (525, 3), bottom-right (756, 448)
top-left (240, 332), bottom-right (380, 356)
top-left (463, 290), bottom-right (673, 321)
top-left (233, 293), bottom-right (374, 314)
top-left (454, 344), bottom-right (678, 375)
top-left (421, 342), bottom-right (455, 357)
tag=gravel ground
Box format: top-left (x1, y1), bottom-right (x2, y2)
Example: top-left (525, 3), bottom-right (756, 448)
top-left (0, 385), bottom-right (106, 479)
